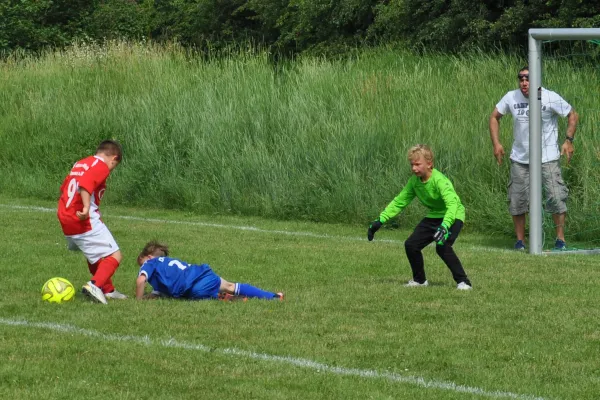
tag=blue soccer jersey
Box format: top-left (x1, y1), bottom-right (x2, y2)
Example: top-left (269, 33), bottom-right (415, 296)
top-left (139, 256), bottom-right (221, 299)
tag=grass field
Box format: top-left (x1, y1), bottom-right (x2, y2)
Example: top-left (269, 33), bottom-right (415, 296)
top-left (1, 195), bottom-right (599, 400)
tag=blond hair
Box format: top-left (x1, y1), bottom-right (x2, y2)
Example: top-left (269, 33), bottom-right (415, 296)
top-left (408, 144), bottom-right (434, 164)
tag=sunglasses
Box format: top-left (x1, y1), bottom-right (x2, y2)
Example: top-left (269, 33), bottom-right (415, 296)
top-left (518, 74), bottom-right (529, 81)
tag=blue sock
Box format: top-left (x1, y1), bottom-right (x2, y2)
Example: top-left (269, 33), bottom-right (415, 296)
top-left (235, 283), bottom-right (276, 299)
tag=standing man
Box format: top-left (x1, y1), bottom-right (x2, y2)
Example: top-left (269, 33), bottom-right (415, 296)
top-left (489, 66), bottom-right (579, 250)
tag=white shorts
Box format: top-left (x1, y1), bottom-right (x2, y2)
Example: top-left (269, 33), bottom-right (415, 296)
top-left (65, 223), bottom-right (120, 264)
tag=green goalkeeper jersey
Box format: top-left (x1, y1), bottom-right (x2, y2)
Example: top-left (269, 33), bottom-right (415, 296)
top-left (378, 168), bottom-right (465, 227)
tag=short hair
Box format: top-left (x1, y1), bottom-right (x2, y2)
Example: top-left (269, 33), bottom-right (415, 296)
top-left (137, 240), bottom-right (169, 265)
top-left (408, 144), bottom-right (434, 164)
top-left (96, 140), bottom-right (122, 162)
top-left (519, 66), bottom-right (529, 74)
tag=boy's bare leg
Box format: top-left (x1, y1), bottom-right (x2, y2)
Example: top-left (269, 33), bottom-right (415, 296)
top-left (217, 279), bottom-right (241, 301)
top-left (219, 279), bottom-right (236, 294)
top-left (218, 278), bottom-right (281, 300)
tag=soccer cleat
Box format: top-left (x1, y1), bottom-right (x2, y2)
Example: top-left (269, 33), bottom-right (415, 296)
top-left (218, 293), bottom-right (248, 302)
top-left (554, 239), bottom-right (567, 250)
top-left (404, 280), bottom-right (429, 287)
top-left (218, 293), bottom-right (235, 302)
top-left (514, 240), bottom-right (526, 251)
top-left (275, 292), bottom-right (284, 301)
top-left (82, 281), bottom-right (108, 304)
top-left (105, 289), bottom-right (128, 300)
top-left (457, 282), bottom-right (473, 290)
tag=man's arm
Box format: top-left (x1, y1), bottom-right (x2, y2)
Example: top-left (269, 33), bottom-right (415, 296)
top-left (566, 108), bottom-right (579, 139)
top-left (489, 108), bottom-right (505, 165)
top-left (561, 109), bottom-right (579, 164)
top-left (136, 275), bottom-right (147, 300)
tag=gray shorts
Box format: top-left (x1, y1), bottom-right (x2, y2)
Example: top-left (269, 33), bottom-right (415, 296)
top-left (508, 160), bottom-right (568, 215)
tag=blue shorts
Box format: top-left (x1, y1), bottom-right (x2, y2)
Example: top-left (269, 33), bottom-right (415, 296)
top-left (186, 270), bottom-right (221, 299)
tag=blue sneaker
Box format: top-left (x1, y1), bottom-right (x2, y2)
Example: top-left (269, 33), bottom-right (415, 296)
top-left (514, 240), bottom-right (526, 251)
top-left (554, 239), bottom-right (567, 250)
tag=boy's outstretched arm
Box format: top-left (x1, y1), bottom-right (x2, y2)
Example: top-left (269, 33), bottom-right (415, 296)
top-left (136, 275), bottom-right (147, 300)
top-left (368, 184), bottom-right (415, 241)
top-left (379, 184), bottom-right (416, 223)
top-left (439, 180), bottom-right (460, 229)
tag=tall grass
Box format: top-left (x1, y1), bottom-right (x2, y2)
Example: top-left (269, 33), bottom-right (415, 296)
top-left (1, 41), bottom-right (599, 243)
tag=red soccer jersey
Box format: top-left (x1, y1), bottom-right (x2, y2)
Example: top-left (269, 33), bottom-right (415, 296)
top-left (57, 155), bottom-right (110, 236)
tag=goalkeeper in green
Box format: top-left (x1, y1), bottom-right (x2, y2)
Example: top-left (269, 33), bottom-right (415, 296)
top-left (367, 144), bottom-right (472, 290)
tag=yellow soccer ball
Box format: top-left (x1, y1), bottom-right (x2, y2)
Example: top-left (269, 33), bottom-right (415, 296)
top-left (41, 277), bottom-right (75, 304)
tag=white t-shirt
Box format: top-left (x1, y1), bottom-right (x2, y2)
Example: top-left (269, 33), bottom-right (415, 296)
top-left (495, 88), bottom-right (572, 164)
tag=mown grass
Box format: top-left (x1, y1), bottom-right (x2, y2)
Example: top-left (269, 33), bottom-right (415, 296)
top-left (1, 195), bottom-right (599, 399)
top-left (0, 41), bottom-right (599, 243)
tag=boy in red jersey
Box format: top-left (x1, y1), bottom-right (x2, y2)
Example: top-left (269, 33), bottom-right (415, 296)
top-left (57, 140), bottom-right (125, 304)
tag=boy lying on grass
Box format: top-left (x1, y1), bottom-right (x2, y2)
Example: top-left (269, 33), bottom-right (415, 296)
top-left (136, 240), bottom-right (284, 301)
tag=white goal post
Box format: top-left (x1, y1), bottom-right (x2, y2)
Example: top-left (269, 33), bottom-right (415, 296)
top-left (528, 28), bottom-right (600, 254)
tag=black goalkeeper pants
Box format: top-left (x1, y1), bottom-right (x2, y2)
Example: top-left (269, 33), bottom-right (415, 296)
top-left (404, 217), bottom-right (471, 286)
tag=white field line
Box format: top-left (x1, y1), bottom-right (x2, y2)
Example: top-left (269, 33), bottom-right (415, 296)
top-left (0, 204), bottom-right (510, 253)
top-left (0, 318), bottom-right (550, 400)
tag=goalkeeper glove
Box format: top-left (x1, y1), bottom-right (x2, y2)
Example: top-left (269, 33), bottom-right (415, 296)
top-left (367, 219), bottom-right (383, 241)
top-left (433, 223), bottom-right (450, 245)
